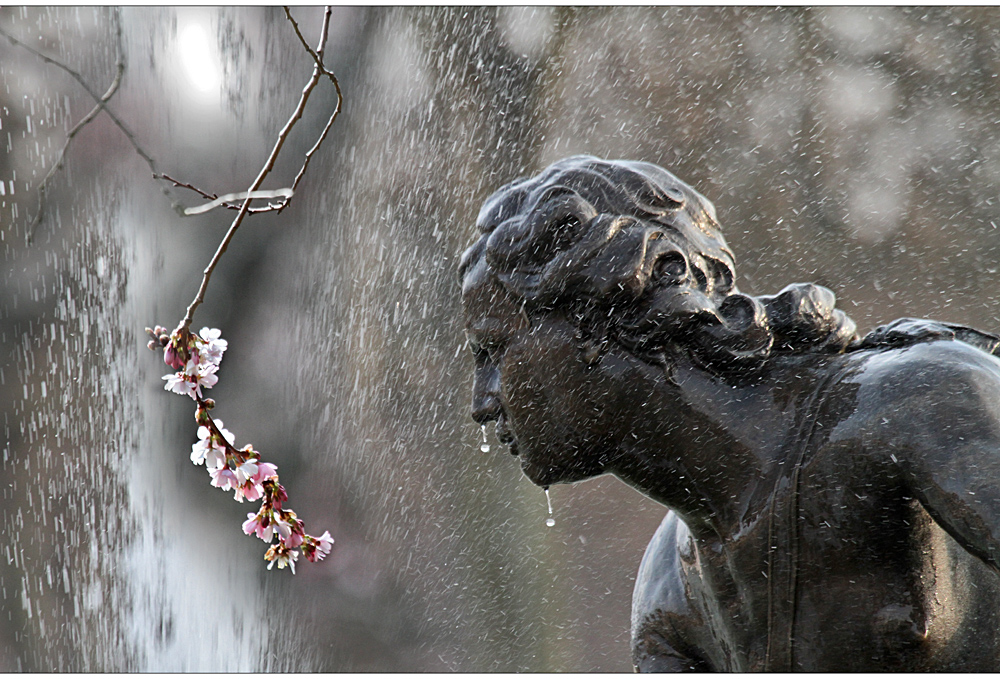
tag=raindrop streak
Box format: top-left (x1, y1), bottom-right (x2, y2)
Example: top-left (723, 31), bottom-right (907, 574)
top-left (544, 487), bottom-right (555, 527)
top-left (480, 425), bottom-right (490, 453)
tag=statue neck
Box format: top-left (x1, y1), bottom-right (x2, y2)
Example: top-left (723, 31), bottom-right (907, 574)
top-left (608, 355), bottom-right (813, 541)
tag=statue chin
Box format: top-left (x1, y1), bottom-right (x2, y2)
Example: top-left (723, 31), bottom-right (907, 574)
top-left (520, 459), bottom-right (593, 488)
top-left (516, 439), bottom-right (607, 488)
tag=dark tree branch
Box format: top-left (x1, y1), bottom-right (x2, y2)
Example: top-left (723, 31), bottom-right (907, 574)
top-left (180, 6), bottom-right (339, 328)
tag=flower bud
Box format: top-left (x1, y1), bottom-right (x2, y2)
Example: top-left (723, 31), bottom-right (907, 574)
top-left (203, 398), bottom-right (216, 410)
top-left (147, 339), bottom-right (158, 351)
top-left (164, 340), bottom-right (188, 370)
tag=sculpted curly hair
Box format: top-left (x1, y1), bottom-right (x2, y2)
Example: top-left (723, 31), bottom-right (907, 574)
top-left (460, 155), bottom-right (861, 375)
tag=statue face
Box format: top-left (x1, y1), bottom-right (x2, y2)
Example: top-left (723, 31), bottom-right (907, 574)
top-left (463, 255), bottom-right (627, 487)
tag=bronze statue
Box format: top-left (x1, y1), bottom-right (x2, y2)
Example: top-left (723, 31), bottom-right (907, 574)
top-left (459, 155), bottom-right (1000, 671)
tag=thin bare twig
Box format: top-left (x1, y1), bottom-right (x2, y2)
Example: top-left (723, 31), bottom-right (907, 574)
top-left (155, 172), bottom-right (287, 214)
top-left (154, 173), bottom-right (220, 202)
top-left (26, 60), bottom-right (124, 243)
top-left (154, 8), bottom-right (343, 221)
top-left (0, 8), bottom-right (187, 241)
top-left (180, 6), bottom-right (337, 328)
top-left (281, 6), bottom-right (343, 209)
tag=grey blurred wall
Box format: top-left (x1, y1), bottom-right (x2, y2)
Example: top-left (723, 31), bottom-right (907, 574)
top-left (3, 6), bottom-right (1000, 672)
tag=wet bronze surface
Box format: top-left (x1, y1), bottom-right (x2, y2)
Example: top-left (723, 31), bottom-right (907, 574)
top-left (460, 156), bottom-right (1000, 671)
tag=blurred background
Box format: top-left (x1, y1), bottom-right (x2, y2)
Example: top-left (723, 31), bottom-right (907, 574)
top-left (3, 6), bottom-right (1000, 671)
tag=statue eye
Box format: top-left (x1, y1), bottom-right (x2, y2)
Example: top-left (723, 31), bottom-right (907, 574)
top-left (652, 251), bottom-right (688, 285)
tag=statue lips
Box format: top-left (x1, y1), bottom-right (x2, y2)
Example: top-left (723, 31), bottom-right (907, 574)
top-left (495, 415), bottom-right (519, 456)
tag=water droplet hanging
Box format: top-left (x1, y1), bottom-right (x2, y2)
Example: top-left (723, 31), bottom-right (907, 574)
top-left (480, 424), bottom-right (490, 453)
top-left (544, 487), bottom-right (555, 527)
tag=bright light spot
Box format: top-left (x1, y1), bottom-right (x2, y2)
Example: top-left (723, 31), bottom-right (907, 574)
top-left (178, 22), bottom-right (221, 95)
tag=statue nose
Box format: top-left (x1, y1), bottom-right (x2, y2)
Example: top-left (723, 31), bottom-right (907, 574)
top-left (471, 362), bottom-right (503, 424)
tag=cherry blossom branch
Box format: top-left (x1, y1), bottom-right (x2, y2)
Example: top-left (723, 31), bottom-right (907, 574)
top-left (8, 5), bottom-right (342, 574)
top-left (145, 325), bottom-right (333, 572)
top-left (141, 7), bottom-right (341, 573)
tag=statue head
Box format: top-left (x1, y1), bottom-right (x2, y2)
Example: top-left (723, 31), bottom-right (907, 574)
top-left (459, 156), bottom-right (857, 485)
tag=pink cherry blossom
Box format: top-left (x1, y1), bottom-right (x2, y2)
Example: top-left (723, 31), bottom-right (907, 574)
top-left (302, 530), bottom-right (334, 562)
top-left (182, 354), bottom-right (201, 377)
top-left (234, 479), bottom-right (264, 503)
top-left (199, 327), bottom-right (228, 365)
top-left (205, 447), bottom-right (226, 469)
top-left (242, 512), bottom-right (261, 535)
top-left (270, 484), bottom-right (288, 510)
top-left (243, 511), bottom-right (270, 539)
top-left (194, 363), bottom-right (219, 397)
top-left (284, 526), bottom-right (304, 549)
top-left (314, 531), bottom-right (334, 560)
top-left (164, 343), bottom-right (185, 370)
top-left (265, 544), bottom-right (298, 574)
top-left (251, 461), bottom-right (278, 484)
top-left (273, 514), bottom-right (292, 541)
top-left (190, 437), bottom-right (212, 465)
top-left (163, 371), bottom-right (197, 399)
top-left (210, 466), bottom-right (238, 491)
top-left (234, 459), bottom-right (258, 485)
top-left (244, 510), bottom-right (276, 541)
top-left (191, 421), bottom-right (234, 467)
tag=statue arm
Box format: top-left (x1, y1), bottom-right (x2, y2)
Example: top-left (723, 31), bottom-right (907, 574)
top-left (633, 629), bottom-right (711, 672)
top-left (631, 512), bottom-right (714, 672)
top-left (887, 349), bottom-right (1000, 573)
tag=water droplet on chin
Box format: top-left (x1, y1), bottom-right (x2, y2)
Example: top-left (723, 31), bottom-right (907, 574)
top-left (479, 424), bottom-right (490, 453)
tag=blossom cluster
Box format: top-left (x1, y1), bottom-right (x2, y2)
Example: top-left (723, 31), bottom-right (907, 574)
top-left (146, 324), bottom-right (333, 573)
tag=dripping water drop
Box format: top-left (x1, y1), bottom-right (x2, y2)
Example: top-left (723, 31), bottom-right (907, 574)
top-left (480, 424), bottom-right (490, 453)
top-left (544, 487), bottom-right (555, 527)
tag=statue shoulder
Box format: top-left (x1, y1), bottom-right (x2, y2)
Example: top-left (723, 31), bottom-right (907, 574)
top-left (853, 317), bottom-right (1000, 356)
top-left (843, 325), bottom-right (1000, 439)
top-left (847, 319), bottom-right (1000, 386)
